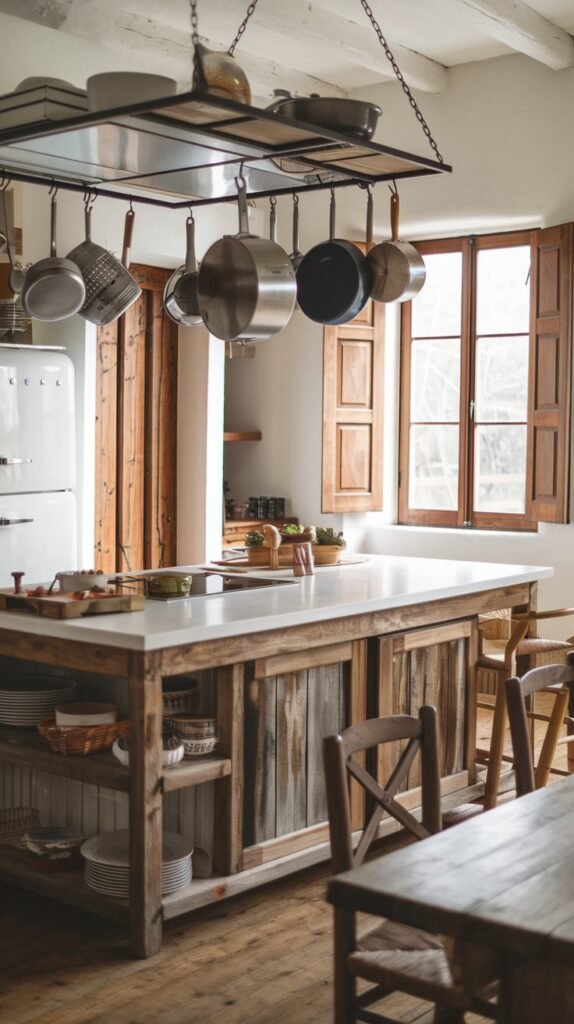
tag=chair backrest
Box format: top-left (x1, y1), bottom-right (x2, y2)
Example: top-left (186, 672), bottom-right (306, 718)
top-left (505, 651), bottom-right (574, 797)
top-left (323, 706), bottom-right (441, 874)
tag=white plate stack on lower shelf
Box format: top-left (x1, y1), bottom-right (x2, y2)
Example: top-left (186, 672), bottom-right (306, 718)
top-left (0, 677), bottom-right (76, 726)
top-left (81, 830), bottom-right (193, 898)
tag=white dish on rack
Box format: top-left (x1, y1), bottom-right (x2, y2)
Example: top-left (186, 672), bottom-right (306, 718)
top-left (86, 73), bottom-right (177, 112)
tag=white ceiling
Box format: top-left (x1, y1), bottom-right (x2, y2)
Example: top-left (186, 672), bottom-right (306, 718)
top-left (0, 0), bottom-right (573, 99)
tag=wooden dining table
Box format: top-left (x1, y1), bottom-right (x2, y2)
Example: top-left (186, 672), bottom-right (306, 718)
top-left (328, 774), bottom-right (574, 1022)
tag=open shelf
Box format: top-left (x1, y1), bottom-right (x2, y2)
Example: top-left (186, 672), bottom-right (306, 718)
top-left (0, 727), bottom-right (230, 793)
top-left (0, 847), bottom-right (129, 924)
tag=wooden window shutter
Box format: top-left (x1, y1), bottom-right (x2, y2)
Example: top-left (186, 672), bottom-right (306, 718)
top-left (526, 224), bottom-right (574, 523)
top-left (322, 283), bottom-right (384, 513)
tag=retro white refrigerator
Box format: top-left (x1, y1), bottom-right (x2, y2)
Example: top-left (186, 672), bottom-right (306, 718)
top-left (0, 344), bottom-right (78, 588)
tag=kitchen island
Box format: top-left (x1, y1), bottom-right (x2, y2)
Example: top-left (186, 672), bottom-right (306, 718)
top-left (0, 555), bottom-right (551, 956)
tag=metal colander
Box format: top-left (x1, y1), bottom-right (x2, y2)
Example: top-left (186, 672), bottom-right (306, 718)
top-left (67, 207), bottom-right (141, 326)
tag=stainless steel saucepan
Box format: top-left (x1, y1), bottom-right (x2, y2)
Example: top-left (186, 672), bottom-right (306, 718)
top-left (163, 213), bottom-right (203, 327)
top-left (22, 195), bottom-right (85, 322)
top-left (197, 175), bottom-right (296, 342)
top-left (367, 189), bottom-right (426, 303)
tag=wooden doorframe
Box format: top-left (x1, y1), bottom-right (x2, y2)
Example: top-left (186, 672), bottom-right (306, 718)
top-left (94, 264), bottom-right (178, 573)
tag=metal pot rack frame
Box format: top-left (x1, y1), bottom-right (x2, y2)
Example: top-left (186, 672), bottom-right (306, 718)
top-left (0, 88), bottom-right (451, 209)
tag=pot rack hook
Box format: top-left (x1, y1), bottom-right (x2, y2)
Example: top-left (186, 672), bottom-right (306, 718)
top-left (129, 198), bottom-right (134, 213)
top-left (292, 192), bottom-right (299, 207)
top-left (0, 172), bottom-right (11, 192)
top-left (388, 179), bottom-right (398, 196)
top-left (49, 181), bottom-right (59, 198)
top-left (269, 195), bottom-right (277, 208)
top-left (83, 187), bottom-right (97, 211)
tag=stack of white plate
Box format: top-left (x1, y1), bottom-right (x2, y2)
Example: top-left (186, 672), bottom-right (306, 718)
top-left (0, 676), bottom-right (76, 726)
top-left (82, 830), bottom-right (193, 898)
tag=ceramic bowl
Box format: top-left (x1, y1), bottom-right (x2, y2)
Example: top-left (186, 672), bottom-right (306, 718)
top-left (162, 678), bottom-right (199, 715)
top-left (87, 73), bottom-right (177, 112)
top-left (164, 715), bottom-right (216, 739)
top-left (55, 702), bottom-right (117, 727)
top-left (112, 735), bottom-right (185, 769)
top-left (181, 735), bottom-right (218, 757)
top-left (57, 570), bottom-right (110, 591)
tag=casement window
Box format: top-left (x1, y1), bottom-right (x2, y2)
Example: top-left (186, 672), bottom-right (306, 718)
top-left (399, 226), bottom-right (573, 529)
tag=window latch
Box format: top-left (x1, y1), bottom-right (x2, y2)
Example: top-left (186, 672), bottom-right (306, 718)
top-left (469, 399), bottom-right (475, 420)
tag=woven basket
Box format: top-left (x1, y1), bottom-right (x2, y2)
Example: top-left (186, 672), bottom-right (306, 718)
top-left (38, 716), bottom-right (130, 755)
top-left (0, 807), bottom-right (40, 848)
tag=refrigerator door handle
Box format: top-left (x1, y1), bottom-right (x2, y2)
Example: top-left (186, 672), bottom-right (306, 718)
top-left (0, 517), bottom-right (34, 526)
top-left (0, 457), bottom-right (33, 465)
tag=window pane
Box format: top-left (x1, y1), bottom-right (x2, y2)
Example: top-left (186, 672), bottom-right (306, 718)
top-left (411, 252), bottom-right (462, 337)
top-left (475, 336), bottom-right (529, 422)
top-left (476, 246), bottom-right (530, 335)
top-left (409, 425), bottom-right (459, 510)
top-left (474, 425), bottom-right (527, 514)
top-left (411, 339), bottom-right (460, 422)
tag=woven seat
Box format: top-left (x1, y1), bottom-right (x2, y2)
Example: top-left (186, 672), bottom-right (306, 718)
top-left (349, 947), bottom-right (459, 1006)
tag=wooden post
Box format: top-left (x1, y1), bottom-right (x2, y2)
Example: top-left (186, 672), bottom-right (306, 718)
top-left (348, 640), bottom-right (367, 831)
top-left (465, 619), bottom-right (478, 785)
top-left (213, 663), bottom-right (244, 875)
top-left (128, 650), bottom-right (164, 957)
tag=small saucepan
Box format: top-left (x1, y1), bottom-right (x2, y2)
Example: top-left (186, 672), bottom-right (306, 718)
top-left (163, 213), bottom-right (203, 327)
top-left (367, 188), bottom-right (426, 303)
top-left (296, 188), bottom-right (372, 325)
top-left (21, 194), bottom-right (85, 321)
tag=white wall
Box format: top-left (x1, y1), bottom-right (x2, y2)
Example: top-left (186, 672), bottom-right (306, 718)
top-left (225, 53), bottom-right (574, 630)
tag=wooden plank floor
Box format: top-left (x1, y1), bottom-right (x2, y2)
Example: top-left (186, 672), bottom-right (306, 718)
top-left (0, 701), bottom-right (565, 1024)
top-left (0, 835), bottom-right (491, 1024)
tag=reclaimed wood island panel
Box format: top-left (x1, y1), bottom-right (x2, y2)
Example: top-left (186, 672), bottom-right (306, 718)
top-left (0, 555), bottom-right (551, 957)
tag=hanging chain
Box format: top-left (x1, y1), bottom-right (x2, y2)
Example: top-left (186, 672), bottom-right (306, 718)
top-left (358, 0), bottom-right (444, 164)
top-left (228, 0), bottom-right (260, 57)
top-left (190, 0), bottom-right (199, 48)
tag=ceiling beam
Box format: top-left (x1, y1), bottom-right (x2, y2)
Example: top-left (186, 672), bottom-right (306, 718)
top-left (0, 0), bottom-right (348, 99)
top-left (209, 0), bottom-right (448, 93)
top-left (456, 0), bottom-right (574, 69)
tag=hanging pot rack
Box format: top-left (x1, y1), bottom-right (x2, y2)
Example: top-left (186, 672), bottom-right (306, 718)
top-left (0, 0), bottom-right (451, 210)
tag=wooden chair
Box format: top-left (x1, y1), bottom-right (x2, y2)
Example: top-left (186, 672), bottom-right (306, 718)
top-left (324, 707), bottom-right (497, 1024)
top-left (505, 652), bottom-right (574, 798)
top-left (477, 607), bottom-right (574, 808)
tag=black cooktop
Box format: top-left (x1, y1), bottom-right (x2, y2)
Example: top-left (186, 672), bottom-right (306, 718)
top-left (142, 571), bottom-right (297, 601)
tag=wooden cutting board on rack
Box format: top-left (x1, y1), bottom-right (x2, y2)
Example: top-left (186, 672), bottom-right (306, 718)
top-left (0, 589), bottom-right (144, 619)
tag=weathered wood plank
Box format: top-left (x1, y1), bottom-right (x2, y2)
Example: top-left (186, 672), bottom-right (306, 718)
top-left (144, 286), bottom-right (178, 569)
top-left (117, 294), bottom-right (147, 574)
top-left (255, 642), bottom-right (353, 678)
top-left (213, 663), bottom-right (244, 874)
top-left (276, 671), bottom-right (307, 837)
top-left (128, 650), bottom-right (163, 958)
top-left (306, 663), bottom-right (342, 826)
top-left (244, 676), bottom-right (276, 847)
top-left (94, 321), bottom-right (119, 572)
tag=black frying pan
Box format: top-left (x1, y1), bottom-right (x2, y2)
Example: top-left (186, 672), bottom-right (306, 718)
top-left (296, 190), bottom-right (372, 325)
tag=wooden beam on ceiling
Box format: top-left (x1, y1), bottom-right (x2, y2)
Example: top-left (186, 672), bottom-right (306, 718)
top-left (0, 0), bottom-right (347, 99)
top-left (456, 0), bottom-right (574, 70)
top-left (217, 0), bottom-right (448, 94)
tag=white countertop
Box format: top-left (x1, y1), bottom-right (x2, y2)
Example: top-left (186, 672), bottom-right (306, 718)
top-left (0, 556), bottom-right (552, 652)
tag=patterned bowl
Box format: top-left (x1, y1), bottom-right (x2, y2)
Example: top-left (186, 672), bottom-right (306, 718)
top-left (164, 715), bottom-right (216, 739)
top-left (181, 736), bottom-right (218, 758)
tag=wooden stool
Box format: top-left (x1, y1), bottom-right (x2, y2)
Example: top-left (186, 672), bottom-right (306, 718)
top-left (477, 608), bottom-right (574, 808)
